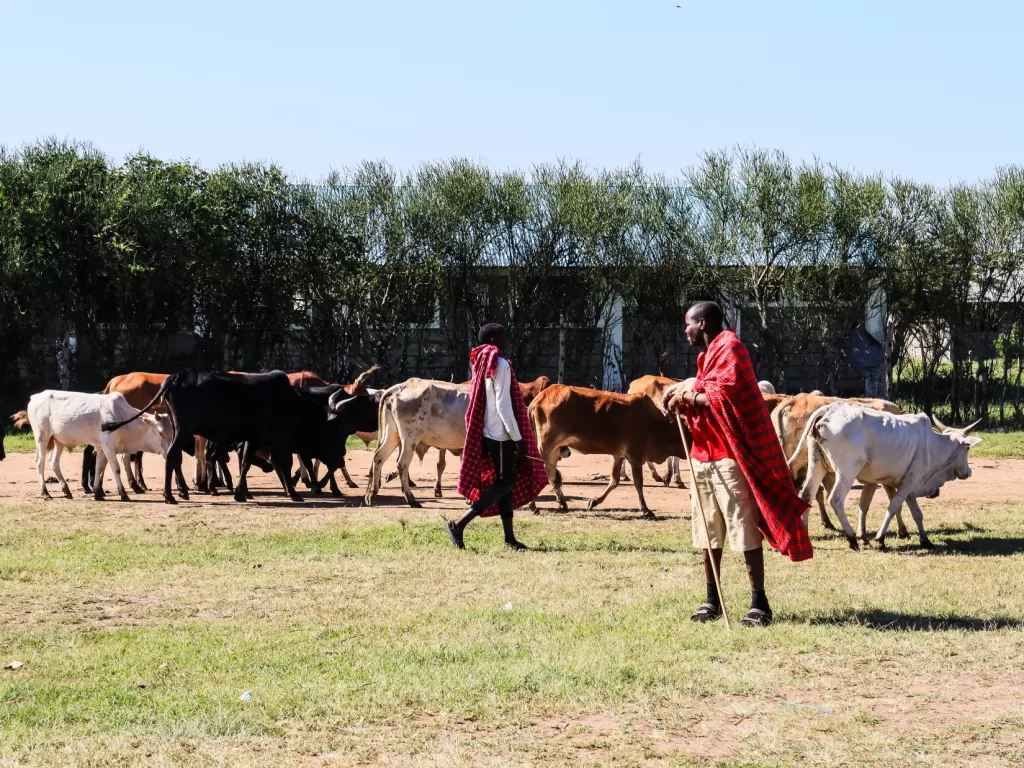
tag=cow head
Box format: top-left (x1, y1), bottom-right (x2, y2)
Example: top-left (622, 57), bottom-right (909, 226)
top-left (948, 432), bottom-right (983, 481)
top-left (140, 413), bottom-right (175, 458)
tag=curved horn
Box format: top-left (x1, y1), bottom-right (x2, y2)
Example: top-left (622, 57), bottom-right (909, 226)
top-left (328, 387), bottom-right (350, 413)
top-left (962, 418), bottom-right (982, 435)
top-left (930, 414), bottom-right (948, 432)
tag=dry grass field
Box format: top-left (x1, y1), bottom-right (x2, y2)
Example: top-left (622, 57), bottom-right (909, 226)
top-left (0, 440), bottom-right (1022, 766)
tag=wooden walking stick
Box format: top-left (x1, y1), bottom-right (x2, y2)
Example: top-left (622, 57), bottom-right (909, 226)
top-left (675, 411), bottom-right (731, 630)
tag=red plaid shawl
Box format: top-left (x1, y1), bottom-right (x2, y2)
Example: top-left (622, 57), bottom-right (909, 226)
top-left (689, 330), bottom-right (813, 562)
top-left (456, 345), bottom-right (549, 517)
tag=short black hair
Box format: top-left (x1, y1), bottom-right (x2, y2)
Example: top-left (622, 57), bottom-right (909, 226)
top-left (478, 323), bottom-right (507, 345)
top-left (688, 301), bottom-right (725, 328)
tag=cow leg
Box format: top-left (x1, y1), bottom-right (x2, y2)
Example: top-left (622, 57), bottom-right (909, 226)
top-left (434, 449), bottom-right (446, 498)
top-left (672, 457), bottom-right (686, 488)
top-left (588, 457), bottom-right (623, 511)
top-left (905, 499), bottom-right (937, 548)
top-left (647, 461), bottom-right (665, 485)
top-left (630, 458), bottom-right (654, 518)
top-left (35, 431), bottom-right (53, 500)
top-left (122, 454), bottom-right (143, 494)
top-left (365, 412), bottom-right (401, 506)
top-left (855, 482), bottom-right (883, 542)
top-left (872, 492), bottom-right (907, 551)
top-left (544, 447), bottom-right (569, 512)
top-left (100, 443), bottom-right (131, 502)
top-left (825, 473), bottom-right (859, 550)
top-left (339, 463), bottom-right (359, 489)
top-left (135, 452), bottom-right (148, 491)
top-left (93, 450), bottom-right (107, 500)
top-left (50, 443), bottom-right (73, 499)
top-left (233, 443), bottom-right (255, 503)
top-left (905, 495), bottom-right (937, 548)
top-left (880, 486), bottom-right (909, 538)
top-left (164, 441), bottom-right (184, 505)
top-left (301, 455), bottom-right (322, 496)
top-left (81, 445), bottom-right (94, 494)
top-left (817, 472), bottom-right (839, 531)
top-left (219, 459), bottom-right (233, 492)
top-left (394, 438), bottom-right (420, 508)
top-left (135, 452), bottom-right (146, 491)
top-left (193, 436), bottom-right (207, 493)
top-left (272, 449), bottom-right (303, 503)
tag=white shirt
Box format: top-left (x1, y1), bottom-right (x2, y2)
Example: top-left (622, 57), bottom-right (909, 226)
top-left (483, 356), bottom-right (522, 442)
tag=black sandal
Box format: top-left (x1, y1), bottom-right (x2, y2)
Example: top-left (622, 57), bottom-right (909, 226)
top-left (740, 608), bottom-right (773, 627)
top-left (445, 520), bottom-right (465, 550)
top-left (690, 602), bottom-right (721, 623)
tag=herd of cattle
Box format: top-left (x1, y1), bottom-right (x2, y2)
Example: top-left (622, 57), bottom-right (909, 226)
top-left (4, 366), bottom-right (983, 551)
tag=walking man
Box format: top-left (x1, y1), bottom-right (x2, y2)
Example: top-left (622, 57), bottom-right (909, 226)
top-left (663, 302), bottom-right (812, 627)
top-left (446, 323), bottom-right (548, 551)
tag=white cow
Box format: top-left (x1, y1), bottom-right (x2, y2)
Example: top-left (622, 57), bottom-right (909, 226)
top-left (14, 391), bottom-right (173, 502)
top-left (364, 379), bottom-right (470, 508)
top-left (788, 402), bottom-right (981, 550)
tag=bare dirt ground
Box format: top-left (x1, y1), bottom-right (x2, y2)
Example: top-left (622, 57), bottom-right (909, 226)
top-left (1, 447), bottom-right (1022, 517)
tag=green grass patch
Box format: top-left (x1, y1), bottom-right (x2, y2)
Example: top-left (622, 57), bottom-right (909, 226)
top-left (1, 499), bottom-right (1023, 765)
top-left (969, 430), bottom-right (1024, 458)
top-left (2, 432), bottom-right (35, 454)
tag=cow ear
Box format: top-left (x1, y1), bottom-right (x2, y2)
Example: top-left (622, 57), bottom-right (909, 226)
top-left (962, 435), bottom-right (983, 448)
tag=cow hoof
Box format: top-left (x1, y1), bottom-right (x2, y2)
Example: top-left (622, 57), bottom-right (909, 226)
top-left (641, 510), bottom-right (657, 520)
top-left (384, 472), bottom-right (397, 484)
top-left (434, 489), bottom-right (443, 498)
top-left (346, 481), bottom-right (359, 489)
top-left (41, 493), bottom-right (52, 501)
top-left (164, 495), bottom-right (178, 505)
top-left (920, 538), bottom-right (935, 549)
top-left (871, 538), bottom-right (886, 551)
top-left (128, 483), bottom-right (142, 494)
top-left (585, 500), bottom-right (598, 511)
top-left (847, 535), bottom-right (860, 551)
top-left (896, 530), bottom-right (910, 540)
top-left (63, 489), bottom-right (73, 500)
top-left (290, 495), bottom-right (305, 503)
top-left (93, 494), bottom-right (104, 502)
top-left (407, 498), bottom-right (422, 509)
top-left (178, 491), bottom-right (189, 501)
top-left (119, 491), bottom-right (131, 502)
top-left (408, 480), bottom-right (418, 488)
top-left (233, 493), bottom-right (247, 503)
top-left (363, 495), bottom-right (376, 507)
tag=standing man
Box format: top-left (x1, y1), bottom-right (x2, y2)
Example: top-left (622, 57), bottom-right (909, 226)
top-left (663, 302), bottom-right (812, 627)
top-left (447, 323), bottom-right (548, 551)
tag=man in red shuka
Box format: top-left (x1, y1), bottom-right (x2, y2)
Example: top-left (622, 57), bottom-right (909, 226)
top-left (663, 302), bottom-right (812, 627)
top-left (446, 323), bottom-right (548, 551)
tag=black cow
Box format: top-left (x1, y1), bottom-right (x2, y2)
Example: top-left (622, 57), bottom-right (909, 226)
top-left (1, 433), bottom-right (5, 461)
top-left (102, 370), bottom-right (308, 504)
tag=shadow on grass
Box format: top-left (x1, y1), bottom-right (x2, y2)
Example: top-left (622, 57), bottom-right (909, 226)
top-left (935, 536), bottom-right (1024, 557)
top-left (805, 609), bottom-right (1024, 631)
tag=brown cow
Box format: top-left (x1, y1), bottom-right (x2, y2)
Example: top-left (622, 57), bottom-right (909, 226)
top-left (626, 375), bottom-right (686, 486)
top-left (772, 393), bottom-right (909, 539)
top-left (529, 384), bottom-right (685, 518)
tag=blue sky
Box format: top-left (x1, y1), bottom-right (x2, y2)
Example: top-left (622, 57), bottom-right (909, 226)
top-left (3, 0), bottom-right (1020, 185)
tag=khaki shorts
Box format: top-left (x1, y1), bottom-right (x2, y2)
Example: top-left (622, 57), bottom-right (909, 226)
top-left (690, 458), bottom-right (763, 552)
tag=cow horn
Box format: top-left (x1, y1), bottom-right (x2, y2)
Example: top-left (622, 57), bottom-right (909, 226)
top-left (930, 414), bottom-right (948, 432)
top-left (962, 418), bottom-right (982, 435)
top-left (328, 388), bottom-right (350, 413)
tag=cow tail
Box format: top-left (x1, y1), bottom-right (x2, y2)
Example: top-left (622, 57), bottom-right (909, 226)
top-left (786, 402), bottom-right (842, 467)
top-left (10, 411), bottom-right (30, 430)
top-left (376, 385), bottom-right (397, 446)
top-left (101, 374), bottom-right (175, 432)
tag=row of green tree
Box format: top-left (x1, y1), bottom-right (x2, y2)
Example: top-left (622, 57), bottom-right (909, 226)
top-left (2, 140), bottom-right (1024, 423)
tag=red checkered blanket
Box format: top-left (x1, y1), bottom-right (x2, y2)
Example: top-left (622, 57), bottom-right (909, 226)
top-left (689, 330), bottom-right (813, 562)
top-left (456, 345), bottom-right (549, 517)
